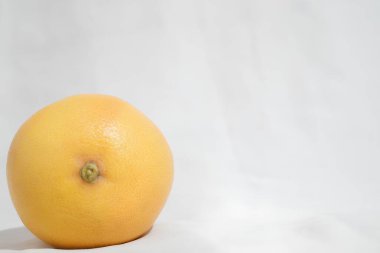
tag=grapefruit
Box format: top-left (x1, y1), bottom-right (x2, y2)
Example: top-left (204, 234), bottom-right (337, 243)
top-left (7, 94), bottom-right (173, 248)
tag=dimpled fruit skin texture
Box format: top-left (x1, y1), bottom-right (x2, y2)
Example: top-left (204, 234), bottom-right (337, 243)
top-left (7, 94), bottom-right (173, 249)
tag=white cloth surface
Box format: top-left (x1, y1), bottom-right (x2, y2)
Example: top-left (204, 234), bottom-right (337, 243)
top-left (0, 0), bottom-right (380, 252)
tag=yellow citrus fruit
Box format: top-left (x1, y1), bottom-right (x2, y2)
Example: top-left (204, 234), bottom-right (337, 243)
top-left (7, 94), bottom-right (173, 249)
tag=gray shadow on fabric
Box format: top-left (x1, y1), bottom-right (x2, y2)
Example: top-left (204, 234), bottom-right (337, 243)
top-left (0, 227), bottom-right (49, 250)
top-left (118, 222), bottom-right (219, 253)
top-left (0, 224), bottom-right (217, 252)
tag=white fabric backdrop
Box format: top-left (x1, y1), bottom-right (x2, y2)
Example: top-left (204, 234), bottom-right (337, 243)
top-left (1, 0), bottom-right (380, 252)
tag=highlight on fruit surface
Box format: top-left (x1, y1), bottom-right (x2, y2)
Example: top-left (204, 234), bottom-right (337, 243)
top-left (7, 94), bottom-right (173, 249)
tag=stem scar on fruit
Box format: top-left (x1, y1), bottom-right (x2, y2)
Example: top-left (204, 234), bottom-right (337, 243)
top-left (80, 162), bottom-right (100, 183)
